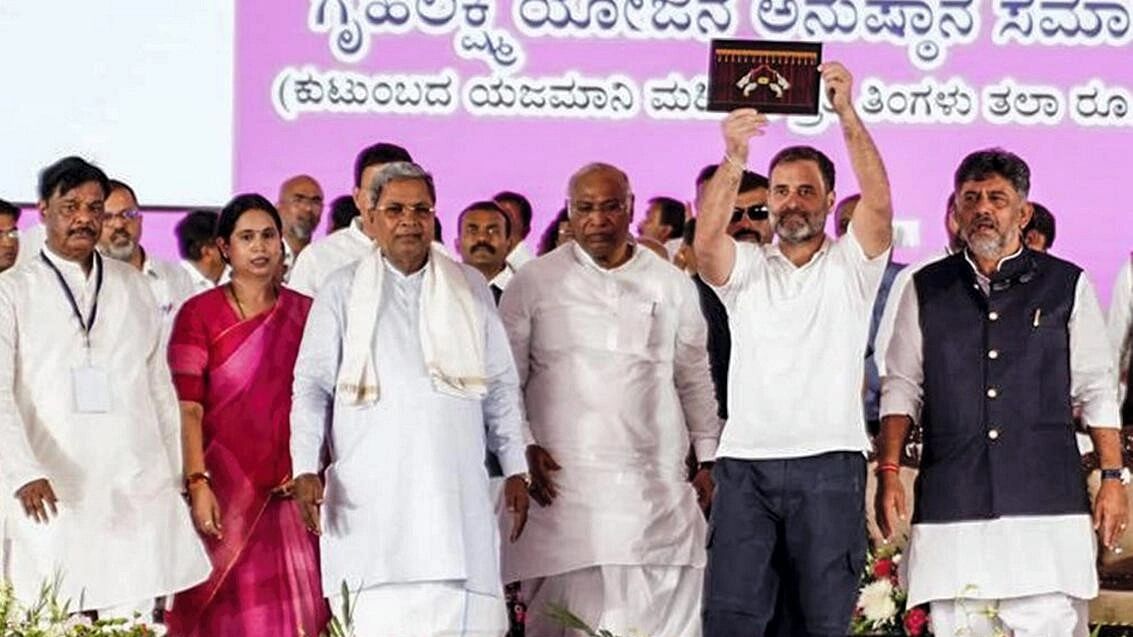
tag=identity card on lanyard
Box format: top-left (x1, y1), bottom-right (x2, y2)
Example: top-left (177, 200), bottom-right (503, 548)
top-left (41, 251), bottom-right (111, 413)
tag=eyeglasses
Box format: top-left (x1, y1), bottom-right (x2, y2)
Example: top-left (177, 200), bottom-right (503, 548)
top-left (568, 199), bottom-right (629, 217)
top-left (373, 204), bottom-right (435, 218)
top-left (731, 204), bottom-right (769, 224)
top-left (0, 229), bottom-right (18, 241)
top-left (103, 209), bottom-right (142, 223)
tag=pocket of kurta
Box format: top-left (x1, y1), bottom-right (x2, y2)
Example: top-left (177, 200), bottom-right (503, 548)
top-left (615, 297), bottom-right (661, 357)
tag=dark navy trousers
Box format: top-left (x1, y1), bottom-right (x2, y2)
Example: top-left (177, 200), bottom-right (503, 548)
top-left (703, 453), bottom-right (867, 637)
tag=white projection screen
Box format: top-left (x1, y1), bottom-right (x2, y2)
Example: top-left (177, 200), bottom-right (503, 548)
top-left (0, 1), bottom-right (234, 207)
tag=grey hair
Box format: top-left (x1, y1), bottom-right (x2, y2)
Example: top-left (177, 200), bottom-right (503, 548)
top-left (567, 162), bottom-right (633, 200)
top-left (367, 161), bottom-right (436, 208)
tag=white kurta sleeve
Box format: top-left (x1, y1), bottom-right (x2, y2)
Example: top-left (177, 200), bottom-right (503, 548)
top-left (497, 273), bottom-right (537, 446)
top-left (1071, 274), bottom-right (1122, 428)
top-left (477, 285), bottom-right (529, 478)
top-left (0, 284), bottom-right (47, 493)
top-left (707, 238), bottom-right (755, 310)
top-left (1109, 259), bottom-right (1132, 394)
top-left (290, 275), bottom-right (345, 476)
top-left (874, 264), bottom-right (915, 378)
top-left (143, 291), bottom-right (184, 482)
top-left (880, 277), bottom-right (924, 422)
top-left (673, 274), bottom-right (721, 462)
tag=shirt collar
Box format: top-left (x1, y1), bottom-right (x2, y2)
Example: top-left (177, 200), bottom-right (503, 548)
top-left (764, 235), bottom-right (833, 269)
top-left (569, 240), bottom-right (641, 274)
top-left (382, 254), bottom-right (428, 282)
top-left (43, 244), bottom-right (99, 281)
top-left (962, 245), bottom-right (1024, 282)
top-left (348, 217), bottom-right (370, 243)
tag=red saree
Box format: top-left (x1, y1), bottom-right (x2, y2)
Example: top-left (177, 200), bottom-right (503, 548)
top-left (165, 287), bottom-right (329, 637)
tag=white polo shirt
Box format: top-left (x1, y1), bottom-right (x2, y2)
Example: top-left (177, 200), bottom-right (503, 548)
top-left (711, 226), bottom-right (889, 459)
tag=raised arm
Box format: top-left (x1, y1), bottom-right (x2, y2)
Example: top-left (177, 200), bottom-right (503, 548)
top-left (694, 109), bottom-right (768, 286)
top-left (823, 62), bottom-right (893, 257)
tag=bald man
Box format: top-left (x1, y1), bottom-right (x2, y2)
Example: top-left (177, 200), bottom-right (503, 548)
top-left (276, 175), bottom-right (324, 279)
top-left (500, 163), bottom-right (720, 637)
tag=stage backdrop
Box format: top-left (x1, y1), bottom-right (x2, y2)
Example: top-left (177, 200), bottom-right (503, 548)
top-left (13, 1), bottom-right (1133, 302)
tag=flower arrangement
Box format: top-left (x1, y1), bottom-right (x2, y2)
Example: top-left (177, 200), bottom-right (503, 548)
top-left (850, 543), bottom-right (932, 636)
top-left (0, 578), bottom-right (163, 637)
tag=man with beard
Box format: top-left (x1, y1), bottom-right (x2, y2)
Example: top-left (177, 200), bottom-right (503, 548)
top-left (457, 201), bottom-right (513, 304)
top-left (98, 180), bottom-right (194, 341)
top-left (835, 193), bottom-right (906, 435)
top-left (696, 166), bottom-right (771, 245)
top-left (0, 156), bottom-right (210, 619)
top-left (0, 199), bottom-right (19, 274)
top-left (876, 149), bottom-right (1125, 636)
top-left (276, 174), bottom-right (324, 280)
top-left (501, 163), bottom-right (720, 636)
top-left (695, 62), bottom-right (893, 636)
top-left (288, 143), bottom-right (412, 296)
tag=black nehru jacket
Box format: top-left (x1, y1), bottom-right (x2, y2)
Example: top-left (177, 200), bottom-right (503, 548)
top-left (912, 249), bottom-right (1089, 524)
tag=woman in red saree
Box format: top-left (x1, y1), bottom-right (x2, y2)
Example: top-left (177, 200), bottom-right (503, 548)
top-left (165, 194), bottom-right (329, 636)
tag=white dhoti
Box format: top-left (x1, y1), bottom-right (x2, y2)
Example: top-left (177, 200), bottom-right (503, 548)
top-left (98, 598), bottom-right (156, 623)
top-left (521, 565), bottom-right (703, 637)
top-left (330, 581), bottom-right (508, 637)
top-left (929, 593), bottom-right (1088, 637)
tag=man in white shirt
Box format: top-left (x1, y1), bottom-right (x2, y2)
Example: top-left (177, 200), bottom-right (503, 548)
top-left (500, 162), bottom-right (720, 636)
top-left (876, 148), bottom-right (1126, 636)
top-left (0, 156), bottom-right (209, 619)
top-left (174, 210), bottom-right (226, 293)
top-left (495, 190), bottom-right (536, 270)
top-left (287, 142), bottom-right (412, 296)
top-left (291, 161), bottom-right (530, 636)
top-left (97, 179), bottom-right (195, 340)
top-left (694, 62), bottom-right (893, 636)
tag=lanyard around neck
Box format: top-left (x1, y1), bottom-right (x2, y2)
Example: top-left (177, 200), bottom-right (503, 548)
top-left (40, 250), bottom-right (103, 348)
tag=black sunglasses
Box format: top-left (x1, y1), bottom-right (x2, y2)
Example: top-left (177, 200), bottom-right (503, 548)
top-left (731, 204), bottom-right (769, 224)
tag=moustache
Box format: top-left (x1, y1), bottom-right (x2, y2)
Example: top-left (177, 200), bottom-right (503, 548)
top-left (733, 229), bottom-right (763, 242)
top-left (111, 229), bottom-right (131, 241)
top-left (68, 227), bottom-right (97, 238)
top-left (471, 243), bottom-right (496, 254)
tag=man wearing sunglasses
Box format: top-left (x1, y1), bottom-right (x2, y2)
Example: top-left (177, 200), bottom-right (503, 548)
top-left (697, 165), bottom-right (771, 245)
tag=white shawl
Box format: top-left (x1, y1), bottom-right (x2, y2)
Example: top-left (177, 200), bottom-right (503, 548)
top-left (336, 244), bottom-right (486, 404)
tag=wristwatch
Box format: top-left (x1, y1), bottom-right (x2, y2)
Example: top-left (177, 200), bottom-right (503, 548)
top-left (1100, 467), bottom-right (1131, 485)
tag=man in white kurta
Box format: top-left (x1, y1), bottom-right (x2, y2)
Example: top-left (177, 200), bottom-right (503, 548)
top-left (876, 149), bottom-right (1126, 636)
top-left (500, 163), bottom-right (720, 637)
top-left (0, 157), bottom-right (209, 618)
top-left (290, 161), bottom-right (530, 636)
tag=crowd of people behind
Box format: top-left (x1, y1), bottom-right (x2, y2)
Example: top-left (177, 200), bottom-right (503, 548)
top-left (0, 62), bottom-right (1131, 637)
